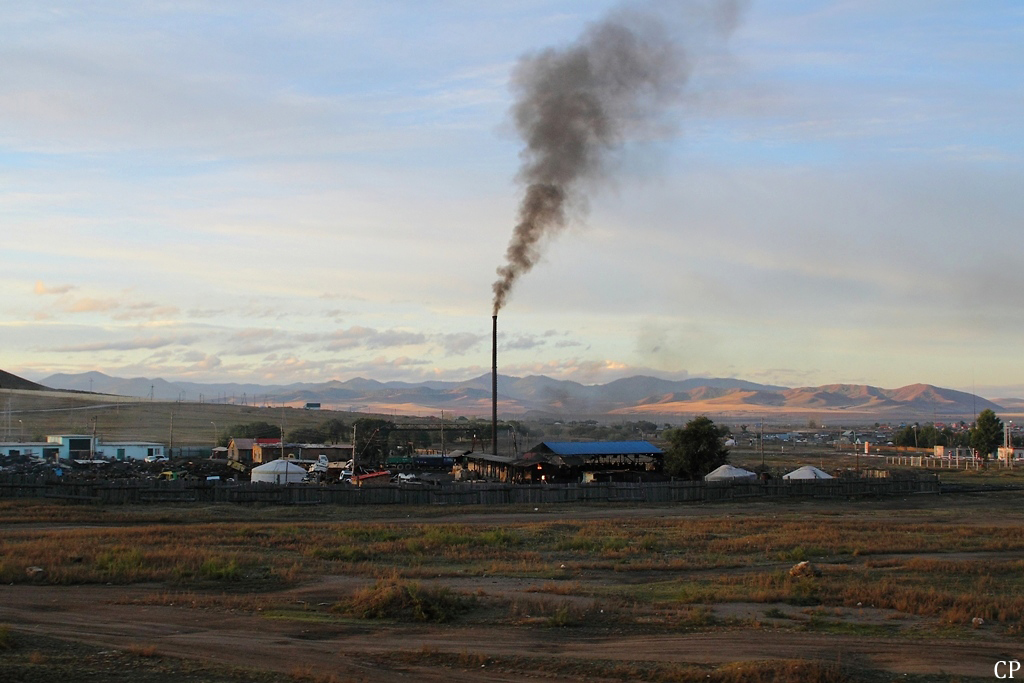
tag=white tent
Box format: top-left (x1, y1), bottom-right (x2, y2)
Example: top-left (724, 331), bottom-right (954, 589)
top-left (704, 464), bottom-right (757, 481)
top-left (251, 459), bottom-right (308, 484)
top-left (783, 465), bottom-right (834, 480)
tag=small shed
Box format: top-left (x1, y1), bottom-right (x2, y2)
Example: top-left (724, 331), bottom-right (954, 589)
top-left (783, 465), bottom-right (834, 480)
top-left (704, 464), bottom-right (757, 481)
top-left (250, 459), bottom-right (307, 485)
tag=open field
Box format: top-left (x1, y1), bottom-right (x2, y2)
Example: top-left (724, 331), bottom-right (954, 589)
top-left (3, 492), bottom-right (1024, 682)
top-left (0, 388), bottom-right (371, 447)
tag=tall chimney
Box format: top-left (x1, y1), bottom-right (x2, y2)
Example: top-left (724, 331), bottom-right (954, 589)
top-left (491, 315), bottom-right (498, 455)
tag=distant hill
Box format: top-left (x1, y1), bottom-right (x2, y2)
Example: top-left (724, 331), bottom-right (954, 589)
top-left (37, 371), bottom-right (1002, 420)
top-left (0, 369), bottom-right (49, 391)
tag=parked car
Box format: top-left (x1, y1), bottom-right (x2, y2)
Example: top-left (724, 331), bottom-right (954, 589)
top-left (144, 454), bottom-right (168, 463)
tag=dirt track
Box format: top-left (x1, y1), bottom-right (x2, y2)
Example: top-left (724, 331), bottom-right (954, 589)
top-left (5, 493), bottom-right (1024, 681)
top-left (3, 580), bottom-right (1017, 681)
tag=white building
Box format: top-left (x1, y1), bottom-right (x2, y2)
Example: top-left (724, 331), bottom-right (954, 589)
top-left (0, 441), bottom-right (57, 459)
top-left (46, 435), bottom-right (96, 460)
top-left (97, 441), bottom-right (166, 461)
top-left (0, 435), bottom-right (166, 462)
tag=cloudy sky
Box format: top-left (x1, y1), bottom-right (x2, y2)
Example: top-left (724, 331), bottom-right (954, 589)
top-left (2, 1), bottom-right (1022, 397)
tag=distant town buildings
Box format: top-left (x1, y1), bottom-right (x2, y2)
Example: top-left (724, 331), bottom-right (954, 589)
top-left (0, 435), bottom-right (164, 461)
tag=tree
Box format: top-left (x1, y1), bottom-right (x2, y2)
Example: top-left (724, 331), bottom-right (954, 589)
top-left (221, 421), bottom-right (281, 446)
top-left (287, 426), bottom-right (326, 444)
top-left (663, 415), bottom-right (730, 480)
top-left (971, 409), bottom-right (1003, 458)
top-left (353, 418), bottom-right (394, 465)
top-left (319, 418), bottom-right (349, 443)
top-left (893, 423), bottom-right (944, 449)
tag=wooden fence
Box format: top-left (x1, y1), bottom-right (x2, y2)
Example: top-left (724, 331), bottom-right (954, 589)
top-left (0, 474), bottom-right (939, 506)
top-left (887, 455), bottom-right (983, 470)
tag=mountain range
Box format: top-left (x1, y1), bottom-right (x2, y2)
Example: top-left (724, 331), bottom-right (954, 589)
top-left (31, 370), bottom-right (1010, 421)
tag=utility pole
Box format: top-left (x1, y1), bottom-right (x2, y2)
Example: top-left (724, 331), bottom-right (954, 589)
top-left (351, 424), bottom-right (358, 473)
top-left (759, 418), bottom-right (765, 467)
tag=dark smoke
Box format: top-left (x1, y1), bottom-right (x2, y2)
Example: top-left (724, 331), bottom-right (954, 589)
top-left (492, 0), bottom-right (744, 314)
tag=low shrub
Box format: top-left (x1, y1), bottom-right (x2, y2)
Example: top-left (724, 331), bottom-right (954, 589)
top-left (199, 556), bottom-right (241, 581)
top-left (335, 578), bottom-right (474, 623)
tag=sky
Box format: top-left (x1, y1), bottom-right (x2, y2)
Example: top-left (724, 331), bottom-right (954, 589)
top-left (2, 1), bottom-right (1022, 398)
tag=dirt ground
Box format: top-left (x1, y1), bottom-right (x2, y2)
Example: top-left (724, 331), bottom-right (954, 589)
top-left (3, 494), bottom-right (1024, 682)
top-left (2, 580), bottom-right (1019, 682)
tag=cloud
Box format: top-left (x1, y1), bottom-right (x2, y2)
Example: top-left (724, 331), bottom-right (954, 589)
top-left (188, 353), bottom-right (222, 371)
top-left (436, 332), bottom-right (484, 356)
top-left (34, 280), bottom-right (75, 295)
top-left (503, 334), bottom-right (547, 351)
top-left (64, 297), bottom-right (120, 313)
top-left (186, 308), bottom-right (225, 319)
top-left (50, 335), bottom-right (193, 353)
top-left (304, 326), bottom-right (426, 351)
top-left (224, 328), bottom-right (298, 356)
top-left (111, 302), bottom-right (181, 321)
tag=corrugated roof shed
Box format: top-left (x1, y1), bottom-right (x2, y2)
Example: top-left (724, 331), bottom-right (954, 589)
top-left (527, 441), bottom-right (663, 457)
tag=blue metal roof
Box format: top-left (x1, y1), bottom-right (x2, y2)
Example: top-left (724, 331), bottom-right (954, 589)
top-left (532, 441), bottom-right (663, 456)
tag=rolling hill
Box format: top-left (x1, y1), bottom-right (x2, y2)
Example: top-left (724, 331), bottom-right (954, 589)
top-left (0, 369), bottom-right (50, 392)
top-left (30, 370), bottom-right (1003, 420)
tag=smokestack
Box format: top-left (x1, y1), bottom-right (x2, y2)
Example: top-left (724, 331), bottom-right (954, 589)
top-left (492, 314), bottom-right (498, 455)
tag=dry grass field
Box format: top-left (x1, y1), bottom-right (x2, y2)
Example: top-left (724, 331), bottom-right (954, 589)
top-left (3, 491), bottom-right (1024, 682)
top-left (0, 388), bottom-right (365, 446)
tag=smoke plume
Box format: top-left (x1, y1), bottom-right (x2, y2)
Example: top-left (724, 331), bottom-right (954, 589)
top-left (492, 0), bottom-right (744, 314)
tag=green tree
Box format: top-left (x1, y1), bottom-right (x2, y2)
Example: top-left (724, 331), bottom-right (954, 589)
top-left (917, 425), bottom-right (943, 448)
top-left (892, 425), bottom-right (915, 448)
top-left (663, 415), bottom-right (730, 480)
top-left (221, 421), bottom-right (281, 446)
top-left (353, 418), bottom-right (394, 465)
top-left (287, 426), bottom-right (327, 444)
top-left (893, 424), bottom-right (944, 449)
top-left (971, 409), bottom-right (1003, 458)
top-left (319, 418), bottom-right (349, 443)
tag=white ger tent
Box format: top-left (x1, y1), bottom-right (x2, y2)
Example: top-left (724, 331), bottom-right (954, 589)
top-left (704, 464), bottom-right (757, 481)
top-left (783, 465), bottom-right (834, 480)
top-left (251, 459), bottom-right (308, 485)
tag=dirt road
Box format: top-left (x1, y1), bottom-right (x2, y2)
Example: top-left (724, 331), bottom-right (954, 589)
top-left (2, 580), bottom-right (1015, 681)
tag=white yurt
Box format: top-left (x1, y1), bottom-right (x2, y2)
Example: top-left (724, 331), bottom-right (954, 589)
top-left (783, 465), bottom-right (833, 480)
top-left (251, 459), bottom-right (308, 484)
top-left (704, 464), bottom-right (757, 481)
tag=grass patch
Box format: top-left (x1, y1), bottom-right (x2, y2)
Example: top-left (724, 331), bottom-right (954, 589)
top-left (376, 649), bottom-right (863, 682)
top-left (334, 577), bottom-right (475, 623)
top-left (124, 643), bottom-right (160, 658)
top-left (803, 617), bottom-right (899, 636)
top-left (0, 630), bottom-right (322, 682)
top-left (199, 556), bottom-right (242, 581)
